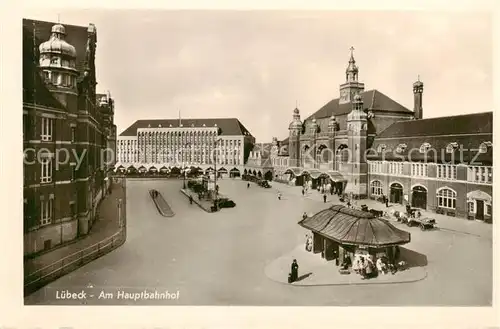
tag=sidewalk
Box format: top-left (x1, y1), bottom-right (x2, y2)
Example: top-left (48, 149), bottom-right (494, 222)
top-left (180, 188), bottom-right (213, 212)
top-left (24, 181), bottom-right (125, 276)
top-left (271, 181), bottom-right (492, 239)
top-left (264, 244), bottom-right (427, 286)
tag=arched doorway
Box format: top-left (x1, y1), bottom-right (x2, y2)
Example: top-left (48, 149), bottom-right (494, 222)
top-left (390, 182), bottom-right (404, 204)
top-left (243, 169), bottom-right (248, 175)
top-left (253, 170), bottom-right (257, 176)
top-left (257, 171), bottom-right (262, 178)
top-left (264, 171), bottom-right (273, 181)
top-left (411, 185), bottom-right (427, 209)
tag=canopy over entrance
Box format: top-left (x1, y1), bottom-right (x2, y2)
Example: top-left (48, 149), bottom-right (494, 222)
top-left (284, 167), bottom-right (303, 176)
top-left (299, 205), bottom-right (411, 247)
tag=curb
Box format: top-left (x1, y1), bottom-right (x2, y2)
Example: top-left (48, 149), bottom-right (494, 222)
top-left (265, 268), bottom-right (428, 287)
top-left (180, 189), bottom-right (213, 213)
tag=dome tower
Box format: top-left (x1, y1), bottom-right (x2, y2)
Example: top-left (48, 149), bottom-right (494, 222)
top-left (39, 23), bottom-right (78, 109)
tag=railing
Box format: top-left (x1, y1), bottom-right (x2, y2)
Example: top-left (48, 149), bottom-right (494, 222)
top-left (24, 183), bottom-right (127, 296)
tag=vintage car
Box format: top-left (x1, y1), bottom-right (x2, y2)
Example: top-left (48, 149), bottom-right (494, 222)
top-left (218, 198), bottom-right (236, 208)
top-left (258, 180), bottom-right (271, 188)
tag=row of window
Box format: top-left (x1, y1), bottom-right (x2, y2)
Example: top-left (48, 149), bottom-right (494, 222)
top-left (370, 180), bottom-right (492, 214)
top-left (377, 141), bottom-right (491, 154)
top-left (369, 161), bottom-right (491, 183)
top-left (43, 71), bottom-right (77, 88)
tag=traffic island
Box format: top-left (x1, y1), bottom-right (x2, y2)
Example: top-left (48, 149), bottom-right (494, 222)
top-left (149, 189), bottom-right (175, 217)
top-left (180, 189), bottom-right (215, 213)
top-left (264, 244), bottom-right (428, 286)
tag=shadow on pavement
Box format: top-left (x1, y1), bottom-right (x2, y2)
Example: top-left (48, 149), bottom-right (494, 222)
top-left (296, 272), bottom-right (313, 282)
top-left (400, 247), bottom-right (428, 268)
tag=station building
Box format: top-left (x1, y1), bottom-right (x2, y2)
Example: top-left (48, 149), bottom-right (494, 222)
top-left (256, 48), bottom-right (492, 222)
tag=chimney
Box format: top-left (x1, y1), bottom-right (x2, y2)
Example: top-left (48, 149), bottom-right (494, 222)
top-left (413, 77), bottom-right (424, 120)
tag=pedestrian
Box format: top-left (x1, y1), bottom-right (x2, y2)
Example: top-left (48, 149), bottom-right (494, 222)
top-left (385, 195), bottom-right (389, 208)
top-left (301, 189), bottom-right (305, 196)
top-left (278, 192), bottom-right (282, 200)
top-left (189, 195), bottom-right (193, 204)
top-left (247, 182), bottom-right (250, 189)
top-left (289, 259), bottom-right (299, 283)
top-left (323, 194), bottom-right (327, 203)
top-left (302, 212), bottom-right (308, 220)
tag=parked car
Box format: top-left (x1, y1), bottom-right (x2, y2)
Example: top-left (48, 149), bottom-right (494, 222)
top-left (218, 198), bottom-right (236, 208)
top-left (258, 180), bottom-right (271, 188)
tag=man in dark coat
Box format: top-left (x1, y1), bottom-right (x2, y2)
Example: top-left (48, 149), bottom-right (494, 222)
top-left (290, 259), bottom-right (299, 283)
top-left (323, 194), bottom-right (327, 203)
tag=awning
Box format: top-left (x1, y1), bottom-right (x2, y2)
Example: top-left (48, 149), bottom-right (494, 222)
top-left (230, 168), bottom-right (240, 173)
top-left (467, 190), bottom-right (492, 202)
top-left (284, 167), bottom-right (303, 176)
top-left (218, 167), bottom-right (228, 173)
top-left (308, 169), bottom-right (322, 179)
top-left (299, 205), bottom-right (411, 248)
top-left (326, 171), bottom-right (346, 182)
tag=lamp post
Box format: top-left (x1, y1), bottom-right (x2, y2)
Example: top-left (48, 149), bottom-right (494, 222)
top-left (117, 198), bottom-right (122, 228)
top-left (182, 143), bottom-right (191, 189)
top-left (214, 138), bottom-right (222, 202)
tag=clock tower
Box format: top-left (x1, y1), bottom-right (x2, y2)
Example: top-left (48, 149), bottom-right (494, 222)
top-left (339, 47), bottom-right (365, 105)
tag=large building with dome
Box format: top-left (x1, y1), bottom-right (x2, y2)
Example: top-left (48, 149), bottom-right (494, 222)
top-left (23, 19), bottom-right (117, 256)
top-left (252, 48), bottom-right (492, 222)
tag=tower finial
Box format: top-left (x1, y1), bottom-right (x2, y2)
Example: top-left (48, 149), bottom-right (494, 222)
top-left (417, 74), bottom-right (420, 82)
top-left (350, 46), bottom-right (355, 57)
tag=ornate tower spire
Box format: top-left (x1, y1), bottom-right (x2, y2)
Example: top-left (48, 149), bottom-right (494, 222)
top-left (346, 46), bottom-right (359, 82)
top-left (413, 76), bottom-right (424, 120)
top-left (339, 46), bottom-right (365, 105)
top-left (288, 106), bottom-right (303, 167)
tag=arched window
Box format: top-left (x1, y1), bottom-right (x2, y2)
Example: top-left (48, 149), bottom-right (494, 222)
top-left (370, 180), bottom-right (383, 196)
top-left (437, 188), bottom-right (456, 209)
top-left (419, 143), bottom-right (431, 153)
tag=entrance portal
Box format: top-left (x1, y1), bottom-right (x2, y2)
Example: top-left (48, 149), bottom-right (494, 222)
top-left (411, 185), bottom-right (427, 209)
top-left (390, 183), bottom-right (404, 204)
top-left (476, 200), bottom-right (485, 220)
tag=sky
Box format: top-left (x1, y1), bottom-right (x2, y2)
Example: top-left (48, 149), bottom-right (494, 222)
top-left (23, 10), bottom-right (493, 142)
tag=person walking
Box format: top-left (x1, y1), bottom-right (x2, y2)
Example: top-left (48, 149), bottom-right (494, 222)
top-left (278, 191), bottom-right (282, 200)
top-left (323, 194), bottom-right (327, 203)
top-left (247, 182), bottom-right (250, 189)
top-left (385, 195), bottom-right (389, 208)
top-left (189, 195), bottom-right (193, 204)
top-left (301, 189), bottom-right (305, 196)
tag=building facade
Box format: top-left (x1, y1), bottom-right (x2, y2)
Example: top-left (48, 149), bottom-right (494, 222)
top-left (257, 48), bottom-right (492, 221)
top-left (23, 19), bottom-right (116, 256)
top-left (117, 118), bottom-right (255, 176)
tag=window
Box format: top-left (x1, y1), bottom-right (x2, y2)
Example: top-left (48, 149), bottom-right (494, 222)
top-left (41, 117), bottom-right (53, 141)
top-left (371, 180), bottom-right (383, 196)
top-left (40, 157), bottom-right (52, 183)
top-left (40, 198), bottom-right (53, 226)
top-left (468, 202), bottom-right (475, 213)
top-left (486, 204), bottom-right (492, 215)
top-left (437, 188), bottom-right (456, 209)
top-left (51, 72), bottom-right (58, 85)
top-left (419, 143), bottom-right (431, 153)
top-left (71, 127), bottom-right (76, 142)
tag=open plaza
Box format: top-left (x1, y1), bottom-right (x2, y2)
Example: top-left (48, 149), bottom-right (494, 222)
top-left (25, 177), bottom-right (492, 306)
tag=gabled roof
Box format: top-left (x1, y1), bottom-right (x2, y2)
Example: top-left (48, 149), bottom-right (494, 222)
top-left (369, 112), bottom-right (493, 163)
top-left (23, 26), bottom-right (65, 110)
top-left (23, 18), bottom-right (91, 77)
top-left (305, 89), bottom-right (412, 121)
top-left (377, 112), bottom-right (492, 138)
top-left (119, 118), bottom-right (253, 137)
